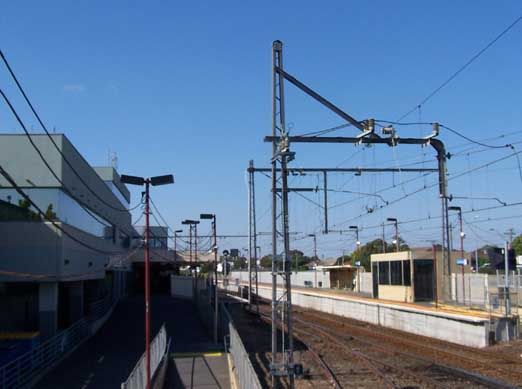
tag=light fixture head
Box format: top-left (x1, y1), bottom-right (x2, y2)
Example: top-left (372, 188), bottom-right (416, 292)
top-left (121, 174), bottom-right (145, 186)
top-left (150, 174), bottom-right (174, 186)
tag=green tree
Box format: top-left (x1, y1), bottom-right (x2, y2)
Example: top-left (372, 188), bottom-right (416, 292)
top-left (338, 238), bottom-right (409, 271)
top-left (260, 255), bottom-right (272, 269)
top-left (44, 204), bottom-right (57, 220)
top-left (512, 235), bottom-right (522, 257)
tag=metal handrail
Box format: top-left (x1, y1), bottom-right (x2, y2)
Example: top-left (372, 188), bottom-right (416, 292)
top-left (121, 324), bottom-right (168, 389)
top-left (0, 295), bottom-right (117, 389)
top-left (221, 305), bottom-right (262, 389)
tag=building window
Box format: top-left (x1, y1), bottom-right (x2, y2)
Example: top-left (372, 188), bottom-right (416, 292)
top-left (403, 260), bottom-right (411, 286)
top-left (378, 261), bottom-right (390, 285)
top-left (390, 261), bottom-right (402, 285)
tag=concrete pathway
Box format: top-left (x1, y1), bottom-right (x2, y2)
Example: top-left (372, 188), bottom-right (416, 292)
top-left (164, 299), bottom-right (230, 389)
top-left (35, 296), bottom-right (229, 389)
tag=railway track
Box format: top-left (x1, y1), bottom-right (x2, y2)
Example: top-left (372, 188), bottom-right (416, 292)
top-left (293, 308), bottom-right (522, 386)
top-left (241, 299), bottom-right (519, 388)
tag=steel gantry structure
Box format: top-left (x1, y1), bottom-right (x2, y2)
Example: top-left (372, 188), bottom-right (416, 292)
top-left (261, 40), bottom-right (452, 387)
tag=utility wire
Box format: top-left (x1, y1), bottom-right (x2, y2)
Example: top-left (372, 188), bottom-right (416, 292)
top-left (0, 164), bottom-right (121, 255)
top-left (329, 149), bottom-right (522, 229)
top-left (0, 87), bottom-right (135, 235)
top-left (0, 50), bottom-right (142, 213)
top-left (294, 122), bottom-right (353, 137)
top-left (396, 14), bottom-right (522, 121)
top-left (375, 120), bottom-right (515, 149)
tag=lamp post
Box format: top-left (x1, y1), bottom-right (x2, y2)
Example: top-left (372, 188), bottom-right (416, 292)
top-left (308, 234), bottom-right (317, 259)
top-left (387, 218), bottom-right (399, 252)
top-left (349, 226), bottom-right (360, 252)
top-left (449, 206), bottom-right (465, 303)
top-left (200, 213), bottom-right (218, 343)
top-left (182, 220), bottom-right (200, 273)
top-left (174, 229), bottom-right (182, 261)
top-left (120, 174), bottom-right (174, 389)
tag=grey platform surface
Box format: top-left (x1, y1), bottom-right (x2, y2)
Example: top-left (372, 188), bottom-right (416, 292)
top-left (35, 296), bottom-right (230, 389)
top-left (163, 298), bottom-right (231, 389)
top-left (168, 354), bottom-right (230, 389)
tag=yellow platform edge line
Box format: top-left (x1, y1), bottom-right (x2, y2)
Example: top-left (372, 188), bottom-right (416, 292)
top-left (171, 352), bottom-right (223, 358)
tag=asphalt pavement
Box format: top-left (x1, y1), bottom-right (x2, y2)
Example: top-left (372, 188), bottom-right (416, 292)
top-left (35, 295), bottom-right (230, 389)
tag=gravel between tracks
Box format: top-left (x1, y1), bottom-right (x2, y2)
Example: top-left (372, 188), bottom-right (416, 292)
top-left (226, 299), bottom-right (521, 388)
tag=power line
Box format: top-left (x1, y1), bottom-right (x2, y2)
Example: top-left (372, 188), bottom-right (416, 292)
top-left (294, 122), bottom-right (353, 137)
top-left (375, 120), bottom-right (515, 149)
top-left (440, 124), bottom-right (513, 149)
top-left (0, 164), bottom-right (121, 255)
top-left (0, 50), bottom-right (142, 213)
top-left (328, 149), bottom-right (522, 229)
top-left (396, 14), bottom-right (522, 121)
top-left (0, 87), bottom-right (135, 236)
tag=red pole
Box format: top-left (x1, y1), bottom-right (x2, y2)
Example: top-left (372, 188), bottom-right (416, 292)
top-left (144, 180), bottom-right (151, 389)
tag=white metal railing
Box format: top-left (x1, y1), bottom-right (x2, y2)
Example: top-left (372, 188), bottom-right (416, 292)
top-left (0, 294), bottom-right (117, 389)
top-left (0, 318), bottom-right (89, 389)
top-left (222, 306), bottom-right (262, 389)
top-left (121, 324), bottom-right (168, 389)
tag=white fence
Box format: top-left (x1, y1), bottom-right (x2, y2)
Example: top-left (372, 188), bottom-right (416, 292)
top-left (121, 324), bottom-right (168, 389)
top-left (229, 270), bottom-right (331, 289)
top-left (447, 271), bottom-right (522, 315)
top-left (222, 306), bottom-right (262, 389)
top-left (0, 294), bottom-right (117, 389)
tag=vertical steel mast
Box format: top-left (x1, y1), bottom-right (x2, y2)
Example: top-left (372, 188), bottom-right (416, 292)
top-left (271, 39), bottom-right (295, 386)
top-left (248, 160), bottom-right (259, 311)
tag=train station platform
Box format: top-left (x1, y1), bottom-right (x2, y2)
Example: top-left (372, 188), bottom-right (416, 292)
top-left (226, 282), bottom-right (518, 348)
top-left (35, 296), bottom-right (231, 389)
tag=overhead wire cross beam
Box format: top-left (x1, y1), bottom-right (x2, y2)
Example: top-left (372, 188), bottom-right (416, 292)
top-left (251, 165), bottom-right (438, 234)
top-left (264, 42), bottom-right (452, 384)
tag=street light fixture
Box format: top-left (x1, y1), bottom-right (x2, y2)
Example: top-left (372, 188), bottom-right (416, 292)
top-left (182, 220), bottom-right (200, 265)
top-left (173, 229), bottom-right (183, 261)
top-left (386, 218), bottom-right (399, 252)
top-left (120, 173), bottom-right (174, 389)
top-left (200, 213), bottom-right (218, 343)
top-left (349, 226), bottom-right (361, 249)
top-left (449, 205), bottom-right (466, 300)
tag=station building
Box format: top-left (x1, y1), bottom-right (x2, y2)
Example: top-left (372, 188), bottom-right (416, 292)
top-left (370, 247), bottom-right (472, 303)
top-left (0, 134), bottom-right (135, 342)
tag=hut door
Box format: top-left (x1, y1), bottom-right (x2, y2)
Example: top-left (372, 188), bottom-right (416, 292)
top-left (413, 259), bottom-right (434, 301)
top-left (372, 263), bottom-right (379, 298)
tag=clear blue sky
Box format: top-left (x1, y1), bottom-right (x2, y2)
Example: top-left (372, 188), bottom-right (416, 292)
top-left (1, 1), bottom-right (521, 257)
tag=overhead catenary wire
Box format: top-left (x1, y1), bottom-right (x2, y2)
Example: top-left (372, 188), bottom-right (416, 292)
top-left (0, 50), bottom-right (142, 213)
top-left (395, 14), bottom-right (522, 121)
top-left (328, 148), bottom-right (522, 230)
top-left (0, 87), bottom-right (136, 236)
top-left (0, 164), bottom-right (122, 255)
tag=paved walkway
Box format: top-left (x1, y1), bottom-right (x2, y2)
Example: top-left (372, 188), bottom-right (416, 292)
top-left (164, 298), bottom-right (230, 389)
top-left (36, 295), bottom-right (231, 389)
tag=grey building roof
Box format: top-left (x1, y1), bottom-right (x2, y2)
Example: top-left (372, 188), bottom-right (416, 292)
top-left (93, 167), bottom-right (131, 203)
